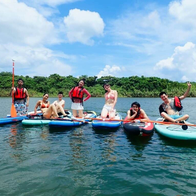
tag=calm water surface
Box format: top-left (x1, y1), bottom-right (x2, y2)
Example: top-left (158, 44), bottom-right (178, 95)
top-left (1, 97), bottom-right (196, 196)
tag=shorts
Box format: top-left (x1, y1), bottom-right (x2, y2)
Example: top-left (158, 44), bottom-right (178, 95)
top-left (14, 103), bottom-right (27, 116)
top-left (169, 115), bottom-right (184, 119)
top-left (71, 103), bottom-right (84, 110)
top-left (103, 104), bottom-right (116, 113)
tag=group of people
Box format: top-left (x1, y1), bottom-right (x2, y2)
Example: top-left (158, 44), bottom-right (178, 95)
top-left (11, 78), bottom-right (192, 122)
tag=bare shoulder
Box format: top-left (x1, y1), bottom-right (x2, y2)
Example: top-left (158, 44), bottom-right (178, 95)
top-left (140, 109), bottom-right (146, 113)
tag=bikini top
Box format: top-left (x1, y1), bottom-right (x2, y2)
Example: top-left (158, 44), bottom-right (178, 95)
top-left (40, 101), bottom-right (49, 108)
top-left (106, 92), bottom-right (115, 100)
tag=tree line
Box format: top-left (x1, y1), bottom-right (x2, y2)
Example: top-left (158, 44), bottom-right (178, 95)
top-left (0, 72), bottom-right (195, 97)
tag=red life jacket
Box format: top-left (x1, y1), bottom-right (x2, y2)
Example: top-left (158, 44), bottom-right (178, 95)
top-left (14, 87), bottom-right (26, 100)
top-left (174, 96), bottom-right (183, 111)
top-left (72, 86), bottom-right (84, 100)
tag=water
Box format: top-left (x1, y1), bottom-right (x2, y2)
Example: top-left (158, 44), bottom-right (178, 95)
top-left (1, 97), bottom-right (196, 196)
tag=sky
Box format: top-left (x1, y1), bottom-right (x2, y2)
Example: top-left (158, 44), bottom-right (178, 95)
top-left (0, 0), bottom-right (196, 81)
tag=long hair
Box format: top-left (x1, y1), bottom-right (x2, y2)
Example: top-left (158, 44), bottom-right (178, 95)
top-left (130, 102), bottom-right (141, 118)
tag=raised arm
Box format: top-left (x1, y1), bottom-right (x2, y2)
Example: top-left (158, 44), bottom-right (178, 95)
top-left (179, 82), bottom-right (191, 100)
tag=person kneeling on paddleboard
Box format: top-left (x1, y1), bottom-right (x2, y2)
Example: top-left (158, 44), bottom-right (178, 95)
top-left (159, 82), bottom-right (191, 123)
top-left (11, 78), bottom-right (29, 116)
top-left (126, 102), bottom-right (149, 122)
top-left (101, 83), bottom-right (118, 120)
top-left (69, 79), bottom-right (91, 118)
top-left (34, 93), bottom-right (67, 119)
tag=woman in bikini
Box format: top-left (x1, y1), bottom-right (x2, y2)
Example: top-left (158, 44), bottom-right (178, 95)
top-left (34, 93), bottom-right (67, 119)
top-left (101, 83), bottom-right (118, 119)
top-left (126, 102), bottom-right (149, 122)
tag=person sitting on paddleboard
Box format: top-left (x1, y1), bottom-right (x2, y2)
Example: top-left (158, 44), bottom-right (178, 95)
top-left (126, 102), bottom-right (149, 122)
top-left (69, 79), bottom-right (91, 118)
top-left (101, 83), bottom-right (118, 119)
top-left (52, 91), bottom-right (67, 116)
top-left (159, 82), bottom-right (191, 123)
top-left (34, 93), bottom-right (67, 119)
top-left (11, 78), bottom-right (29, 116)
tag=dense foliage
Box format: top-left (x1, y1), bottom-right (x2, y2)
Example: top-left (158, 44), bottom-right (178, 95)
top-left (0, 72), bottom-right (195, 97)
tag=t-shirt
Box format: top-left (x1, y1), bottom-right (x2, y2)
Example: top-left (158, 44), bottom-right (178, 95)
top-left (53, 99), bottom-right (65, 107)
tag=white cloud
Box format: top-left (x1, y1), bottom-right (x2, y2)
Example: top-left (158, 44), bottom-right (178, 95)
top-left (97, 65), bottom-right (122, 78)
top-left (169, 0), bottom-right (196, 26)
top-left (64, 9), bottom-right (105, 45)
top-left (0, 0), bottom-right (57, 46)
top-left (0, 43), bottom-right (73, 77)
top-left (154, 42), bottom-right (196, 81)
top-left (109, 0), bottom-right (196, 55)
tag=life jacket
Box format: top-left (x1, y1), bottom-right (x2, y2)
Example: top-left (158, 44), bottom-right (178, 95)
top-left (174, 96), bottom-right (183, 111)
top-left (72, 86), bottom-right (84, 102)
top-left (14, 87), bottom-right (26, 101)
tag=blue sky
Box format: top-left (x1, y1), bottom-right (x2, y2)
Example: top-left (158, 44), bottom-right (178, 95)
top-left (1, 0), bottom-right (196, 81)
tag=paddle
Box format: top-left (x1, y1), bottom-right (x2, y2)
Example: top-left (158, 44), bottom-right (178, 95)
top-left (141, 119), bottom-right (195, 128)
top-left (84, 117), bottom-right (196, 128)
top-left (84, 117), bottom-right (130, 122)
top-left (10, 60), bottom-right (17, 117)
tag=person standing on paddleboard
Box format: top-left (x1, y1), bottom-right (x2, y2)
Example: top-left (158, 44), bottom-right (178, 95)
top-left (11, 78), bottom-right (29, 116)
top-left (101, 83), bottom-right (118, 120)
top-left (69, 79), bottom-right (91, 118)
top-left (159, 82), bottom-right (191, 123)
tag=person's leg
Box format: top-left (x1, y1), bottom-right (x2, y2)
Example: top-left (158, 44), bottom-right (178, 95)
top-left (175, 114), bottom-right (189, 122)
top-left (109, 109), bottom-right (116, 119)
top-left (72, 109), bottom-right (78, 117)
top-left (78, 110), bottom-right (83, 118)
top-left (101, 105), bottom-right (109, 118)
top-left (56, 104), bottom-right (67, 116)
top-left (43, 105), bottom-right (58, 119)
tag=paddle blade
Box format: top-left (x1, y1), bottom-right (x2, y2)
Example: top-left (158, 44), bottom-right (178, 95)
top-left (10, 103), bottom-right (17, 117)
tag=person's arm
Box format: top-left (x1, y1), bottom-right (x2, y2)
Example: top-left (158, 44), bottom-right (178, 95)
top-left (61, 100), bottom-right (65, 108)
top-left (140, 109), bottom-right (149, 120)
top-left (112, 90), bottom-right (118, 109)
top-left (179, 82), bottom-right (191, 100)
top-left (83, 89), bottom-right (91, 101)
top-left (69, 88), bottom-right (74, 100)
top-left (159, 104), bottom-right (176, 122)
top-left (24, 88), bottom-right (29, 107)
top-left (126, 109), bottom-right (137, 120)
top-left (34, 100), bottom-right (40, 114)
top-left (10, 87), bottom-right (16, 96)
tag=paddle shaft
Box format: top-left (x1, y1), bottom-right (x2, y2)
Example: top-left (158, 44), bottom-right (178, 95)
top-left (12, 60), bottom-right (15, 103)
top-left (142, 119), bottom-right (196, 127)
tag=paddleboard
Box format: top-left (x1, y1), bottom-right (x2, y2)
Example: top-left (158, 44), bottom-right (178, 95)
top-left (0, 111), bottom-right (42, 125)
top-left (49, 111), bottom-right (97, 127)
top-left (22, 111), bottom-right (72, 126)
top-left (155, 118), bottom-right (196, 140)
top-left (92, 112), bottom-right (122, 129)
top-left (123, 117), bottom-right (154, 136)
